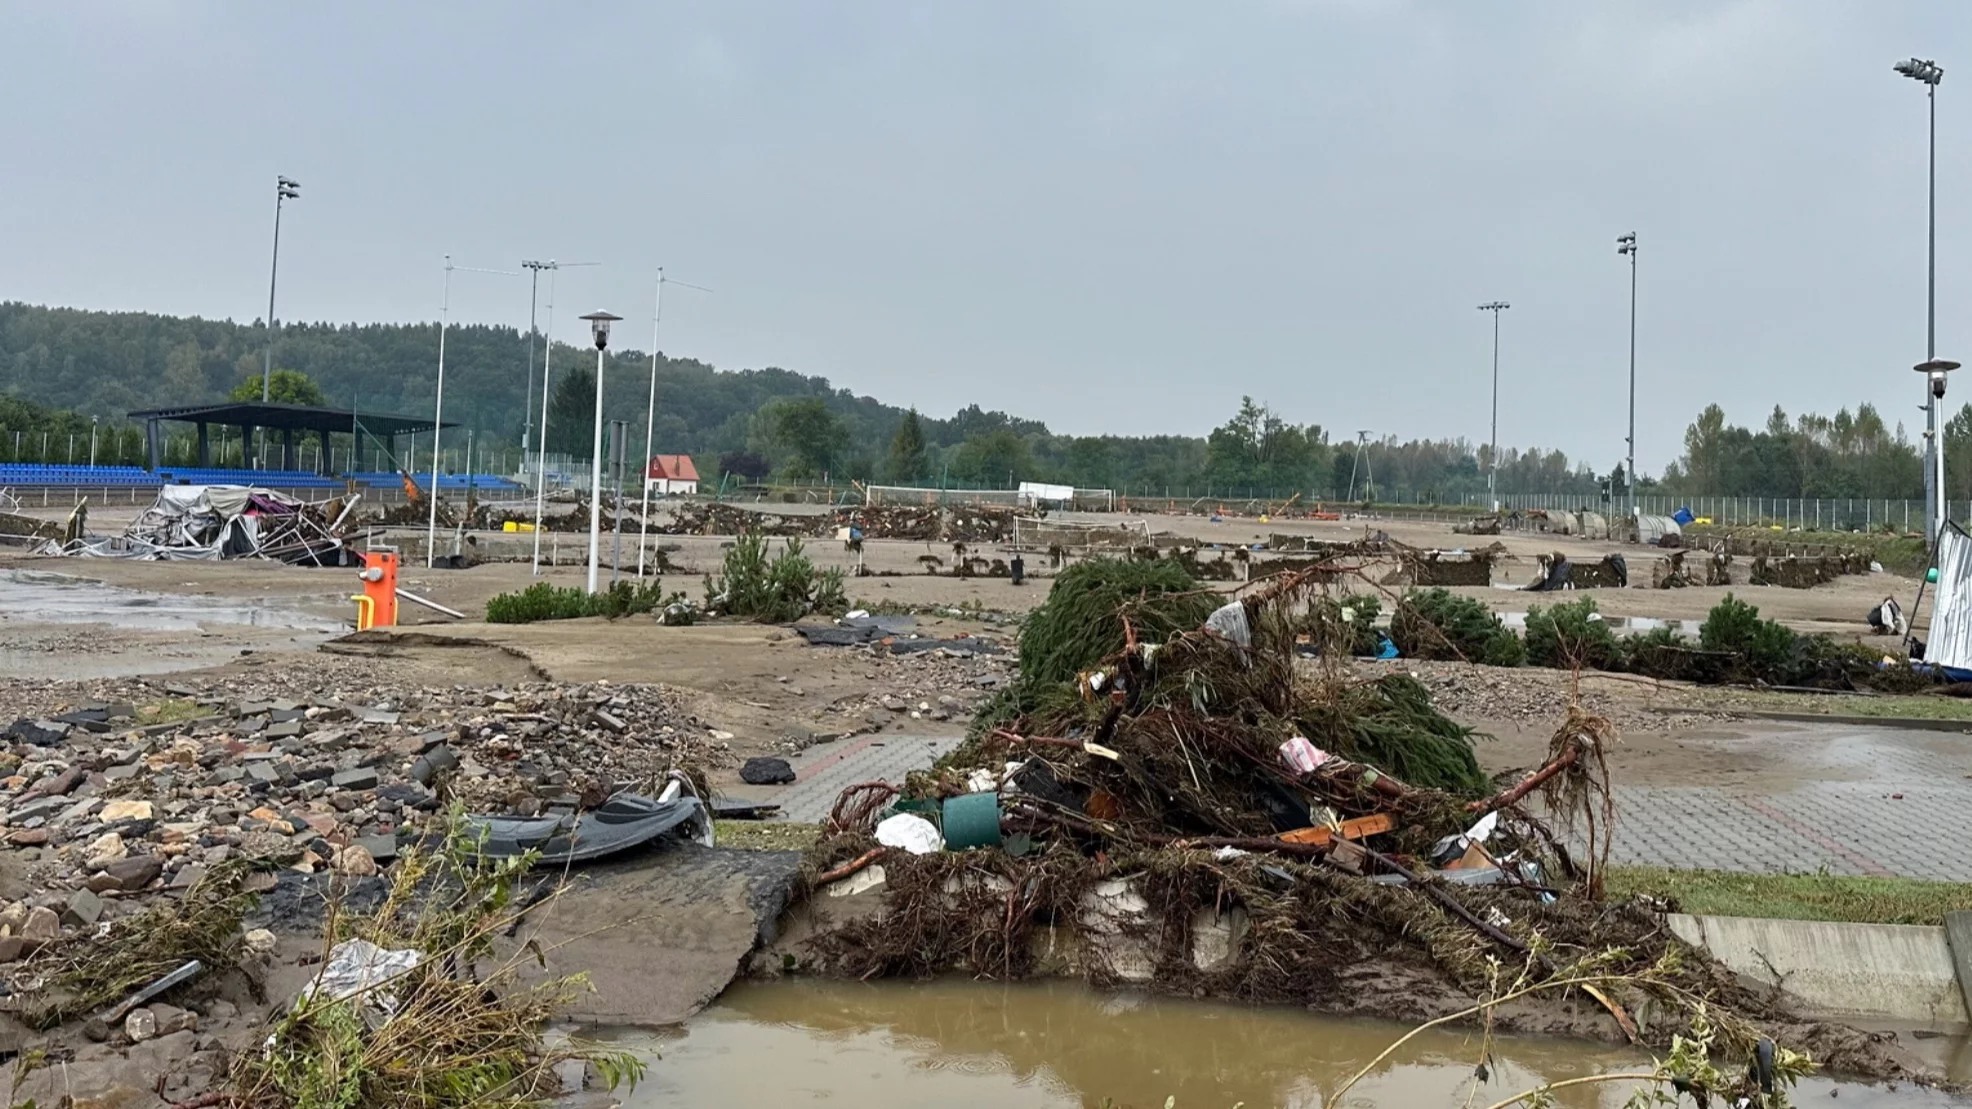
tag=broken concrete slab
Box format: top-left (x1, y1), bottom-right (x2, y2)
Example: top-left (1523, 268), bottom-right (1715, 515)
top-left (509, 842), bottom-right (802, 1026)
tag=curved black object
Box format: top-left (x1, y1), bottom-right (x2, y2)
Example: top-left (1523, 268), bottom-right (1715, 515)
top-left (465, 793), bottom-right (712, 867)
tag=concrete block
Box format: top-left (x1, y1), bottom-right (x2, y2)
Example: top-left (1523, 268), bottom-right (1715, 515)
top-left (1670, 913), bottom-right (1967, 1026)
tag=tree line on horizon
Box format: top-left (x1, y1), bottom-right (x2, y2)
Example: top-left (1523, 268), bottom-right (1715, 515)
top-left (0, 300), bottom-right (1954, 503)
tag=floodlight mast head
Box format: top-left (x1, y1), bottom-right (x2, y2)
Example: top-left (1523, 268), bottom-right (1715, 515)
top-left (1895, 58), bottom-right (1944, 86)
top-left (581, 311), bottom-right (622, 350)
top-left (1616, 232), bottom-right (1636, 256)
top-left (277, 176), bottom-right (300, 200)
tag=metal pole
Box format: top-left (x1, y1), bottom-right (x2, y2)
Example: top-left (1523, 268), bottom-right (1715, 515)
top-left (262, 180), bottom-right (289, 403)
top-left (1479, 302), bottom-right (1508, 511)
top-left (637, 272), bottom-right (664, 578)
top-left (586, 345), bottom-right (607, 594)
top-left (1931, 81), bottom-right (1947, 540)
top-left (610, 419), bottom-right (627, 586)
top-left (521, 263), bottom-right (542, 470)
top-left (426, 257), bottom-right (452, 568)
top-left (1627, 243), bottom-right (1638, 523)
top-left (531, 269), bottom-right (559, 574)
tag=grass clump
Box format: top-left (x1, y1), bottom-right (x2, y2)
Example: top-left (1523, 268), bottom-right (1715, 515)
top-left (1606, 867), bottom-right (1972, 926)
top-left (1391, 588), bottom-right (1525, 667)
top-left (1523, 596), bottom-right (1622, 671)
top-left (484, 580), bottom-right (679, 624)
top-left (135, 698), bottom-right (209, 726)
top-left (22, 860), bottom-right (258, 1030)
top-left (705, 532), bottom-right (848, 623)
top-left (230, 817), bottom-right (644, 1109)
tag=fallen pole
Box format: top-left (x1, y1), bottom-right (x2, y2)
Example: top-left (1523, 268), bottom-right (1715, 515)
top-left (395, 588), bottom-right (466, 620)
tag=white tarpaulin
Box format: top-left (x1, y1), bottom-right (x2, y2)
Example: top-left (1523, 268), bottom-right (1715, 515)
top-left (1928, 521), bottom-right (1972, 671)
top-left (1018, 481), bottom-right (1075, 507)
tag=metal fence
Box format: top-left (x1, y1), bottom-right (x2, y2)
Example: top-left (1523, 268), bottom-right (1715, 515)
top-left (1483, 493), bottom-right (1942, 533)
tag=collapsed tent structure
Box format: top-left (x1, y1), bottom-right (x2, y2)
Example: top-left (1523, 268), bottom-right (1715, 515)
top-left (44, 485), bottom-right (364, 564)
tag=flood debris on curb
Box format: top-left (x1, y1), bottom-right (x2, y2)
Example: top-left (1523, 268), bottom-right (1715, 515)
top-left (793, 555), bottom-right (1949, 1090)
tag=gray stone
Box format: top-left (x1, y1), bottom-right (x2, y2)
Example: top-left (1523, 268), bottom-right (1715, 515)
top-left (269, 709), bottom-right (306, 724)
top-left (409, 745), bottom-right (459, 784)
top-left (246, 763), bottom-right (280, 785)
top-left (265, 720), bottom-right (305, 740)
top-left (168, 865), bottom-right (207, 891)
top-left (5, 796), bottom-right (67, 824)
top-left (331, 768), bottom-right (379, 791)
top-left (61, 889), bottom-right (103, 928)
top-left (94, 855), bottom-right (164, 893)
top-left (102, 763), bottom-right (141, 782)
top-left (19, 906), bottom-right (58, 943)
top-left (356, 834), bottom-right (399, 863)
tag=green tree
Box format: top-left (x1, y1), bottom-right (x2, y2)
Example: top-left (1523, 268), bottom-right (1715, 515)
top-left (229, 369), bottom-right (326, 406)
top-left (887, 408), bottom-right (928, 483)
top-left (761, 397), bottom-right (846, 478)
top-left (547, 366), bottom-right (597, 459)
top-left (950, 428), bottom-right (1032, 486)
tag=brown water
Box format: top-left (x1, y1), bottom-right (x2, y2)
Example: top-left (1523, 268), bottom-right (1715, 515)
top-left (619, 979), bottom-right (1971, 1108)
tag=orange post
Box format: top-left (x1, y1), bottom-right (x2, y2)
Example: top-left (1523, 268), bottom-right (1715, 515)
top-left (356, 551), bottom-right (399, 629)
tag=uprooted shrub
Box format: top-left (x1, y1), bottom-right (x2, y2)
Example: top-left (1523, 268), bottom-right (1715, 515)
top-left (1391, 588), bottom-right (1525, 667)
top-left (1522, 596), bottom-right (1622, 671)
top-left (229, 817), bottom-right (644, 1109)
top-left (484, 579), bottom-right (682, 624)
top-left (1304, 593), bottom-right (1383, 656)
top-left (704, 531), bottom-right (848, 622)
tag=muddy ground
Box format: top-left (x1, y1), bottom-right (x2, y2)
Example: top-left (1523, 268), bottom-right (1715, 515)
top-left (0, 506), bottom-right (1953, 1103)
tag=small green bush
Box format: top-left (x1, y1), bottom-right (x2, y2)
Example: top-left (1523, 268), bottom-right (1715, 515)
top-left (1624, 624), bottom-right (1700, 681)
top-left (705, 532), bottom-right (849, 623)
top-left (1304, 593), bottom-right (1383, 656)
top-left (1523, 596), bottom-right (1622, 671)
top-left (1699, 593), bottom-right (1795, 681)
top-left (484, 580), bottom-right (677, 624)
top-left (1392, 589), bottom-right (1524, 667)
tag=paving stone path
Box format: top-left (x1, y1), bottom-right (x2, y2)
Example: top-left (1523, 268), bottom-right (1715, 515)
top-left (736, 724), bottom-right (1972, 881)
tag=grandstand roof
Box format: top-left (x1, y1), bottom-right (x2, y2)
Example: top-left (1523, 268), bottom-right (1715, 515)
top-left (127, 402), bottom-right (455, 437)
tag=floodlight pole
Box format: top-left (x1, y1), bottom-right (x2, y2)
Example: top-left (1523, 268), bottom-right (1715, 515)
top-left (1617, 233), bottom-right (1639, 522)
top-left (1478, 301), bottom-right (1509, 510)
top-left (427, 258), bottom-right (522, 567)
top-left (636, 269), bottom-right (712, 577)
top-left (261, 176), bottom-right (300, 405)
top-left (1894, 58), bottom-right (1945, 540)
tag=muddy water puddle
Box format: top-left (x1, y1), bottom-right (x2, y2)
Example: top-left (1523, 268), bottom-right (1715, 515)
top-left (621, 979), bottom-right (1971, 1107)
top-left (0, 569), bottom-right (346, 633)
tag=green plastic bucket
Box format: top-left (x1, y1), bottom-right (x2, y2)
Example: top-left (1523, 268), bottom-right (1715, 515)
top-left (941, 793), bottom-right (1003, 850)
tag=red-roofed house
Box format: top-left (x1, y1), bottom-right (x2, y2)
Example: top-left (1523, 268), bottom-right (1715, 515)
top-left (646, 454), bottom-right (700, 496)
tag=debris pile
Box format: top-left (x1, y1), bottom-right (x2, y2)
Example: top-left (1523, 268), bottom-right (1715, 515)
top-left (0, 680), bottom-right (721, 961)
top-left (1387, 542), bottom-right (1505, 587)
top-left (1750, 551), bottom-right (1874, 589)
top-left (47, 486), bottom-right (365, 564)
top-left (796, 557), bottom-right (1918, 1082)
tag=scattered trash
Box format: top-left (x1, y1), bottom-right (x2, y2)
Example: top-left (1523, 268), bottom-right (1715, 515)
top-left (1867, 596), bottom-right (1906, 636)
top-left (741, 757), bottom-right (798, 785)
top-left (874, 813), bottom-right (943, 855)
top-left (298, 938), bottom-right (424, 1024)
top-left (462, 790), bottom-right (714, 867)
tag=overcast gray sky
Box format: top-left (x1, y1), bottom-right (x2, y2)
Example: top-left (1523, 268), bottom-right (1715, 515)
top-left (2, 1), bottom-right (1966, 474)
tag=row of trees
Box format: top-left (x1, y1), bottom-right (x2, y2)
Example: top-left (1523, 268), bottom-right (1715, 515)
top-left (12, 301), bottom-right (1958, 502)
top-left (1658, 402), bottom-right (1939, 500)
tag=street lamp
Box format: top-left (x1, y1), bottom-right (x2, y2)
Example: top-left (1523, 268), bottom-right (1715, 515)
top-left (1895, 57), bottom-right (1945, 542)
top-left (1477, 301), bottom-right (1510, 510)
top-left (1616, 232), bottom-right (1638, 522)
top-left (580, 311), bottom-right (622, 594)
top-left (1919, 358), bottom-right (1961, 538)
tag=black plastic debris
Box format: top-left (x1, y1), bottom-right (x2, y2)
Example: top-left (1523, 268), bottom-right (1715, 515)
top-left (740, 757), bottom-right (798, 785)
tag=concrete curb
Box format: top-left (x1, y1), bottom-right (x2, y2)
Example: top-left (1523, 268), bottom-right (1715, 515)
top-left (1670, 913), bottom-right (1968, 1026)
top-left (1651, 706), bottom-right (1972, 734)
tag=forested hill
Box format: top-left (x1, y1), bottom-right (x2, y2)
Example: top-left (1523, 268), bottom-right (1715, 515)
top-left (0, 300), bottom-right (921, 461)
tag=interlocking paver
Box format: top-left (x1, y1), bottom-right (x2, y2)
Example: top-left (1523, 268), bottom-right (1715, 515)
top-left (1590, 725), bottom-right (1972, 881)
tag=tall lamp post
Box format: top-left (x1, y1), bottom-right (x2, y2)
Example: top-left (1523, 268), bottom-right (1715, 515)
top-left (636, 269), bottom-right (712, 578)
top-left (427, 257), bottom-right (521, 567)
top-left (1896, 58), bottom-right (1945, 541)
top-left (261, 176), bottom-right (300, 404)
top-left (1616, 232), bottom-right (1639, 521)
top-left (1477, 301), bottom-right (1510, 510)
top-left (580, 311), bottom-right (623, 594)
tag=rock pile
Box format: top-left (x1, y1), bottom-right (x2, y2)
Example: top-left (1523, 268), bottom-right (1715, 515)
top-left (0, 680), bottom-right (721, 960)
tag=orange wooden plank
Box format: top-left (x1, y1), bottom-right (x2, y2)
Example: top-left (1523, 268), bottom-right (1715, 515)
top-left (1276, 813), bottom-right (1394, 846)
